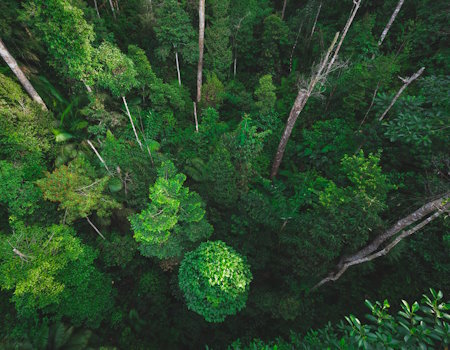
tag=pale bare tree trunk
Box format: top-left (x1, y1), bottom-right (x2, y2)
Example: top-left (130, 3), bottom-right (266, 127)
top-left (325, 0), bottom-right (361, 75)
top-left (312, 194), bottom-right (449, 291)
top-left (378, 0), bottom-right (405, 46)
top-left (175, 49), bottom-right (181, 86)
top-left (281, 0), bottom-right (287, 20)
top-left (93, 0), bottom-right (100, 18)
top-left (122, 96), bottom-right (143, 150)
top-left (193, 102), bottom-right (199, 132)
top-left (310, 2), bottom-right (322, 39)
top-left (0, 38), bottom-right (47, 110)
top-left (232, 14), bottom-right (249, 79)
top-left (271, 33), bottom-right (339, 179)
top-left (86, 216), bottom-right (106, 240)
top-left (108, 0), bottom-right (116, 19)
top-left (379, 67), bottom-right (425, 121)
top-left (87, 140), bottom-right (111, 174)
top-left (197, 0), bottom-right (205, 102)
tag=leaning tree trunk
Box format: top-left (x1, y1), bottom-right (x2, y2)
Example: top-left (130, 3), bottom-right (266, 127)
top-left (325, 0), bottom-right (361, 75)
top-left (93, 0), bottom-right (100, 18)
top-left (122, 96), bottom-right (143, 150)
top-left (378, 0), bottom-right (405, 46)
top-left (175, 49), bottom-right (181, 86)
top-left (0, 38), bottom-right (47, 109)
top-left (310, 2), bottom-right (322, 39)
top-left (108, 0), bottom-right (116, 19)
top-left (379, 67), bottom-right (425, 121)
top-left (197, 0), bottom-right (205, 102)
top-left (281, 0), bottom-right (287, 20)
top-left (312, 194), bottom-right (449, 291)
top-left (270, 32), bottom-right (339, 179)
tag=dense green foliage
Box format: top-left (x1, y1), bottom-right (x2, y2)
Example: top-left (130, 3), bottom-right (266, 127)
top-left (231, 289), bottom-right (449, 349)
top-left (0, 0), bottom-right (448, 348)
top-left (179, 240), bottom-right (252, 322)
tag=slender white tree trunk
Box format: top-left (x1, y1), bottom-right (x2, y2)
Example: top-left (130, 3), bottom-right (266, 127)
top-left (87, 140), bottom-right (111, 174)
top-left (175, 49), bottom-right (181, 86)
top-left (281, 0), bottom-right (287, 20)
top-left (86, 216), bottom-right (106, 240)
top-left (108, 0), bottom-right (116, 19)
top-left (310, 2), bottom-right (322, 39)
top-left (193, 102), bottom-right (199, 132)
top-left (0, 38), bottom-right (47, 110)
top-left (378, 0), bottom-right (405, 46)
top-left (122, 96), bottom-right (143, 150)
top-left (197, 0), bottom-right (205, 102)
top-left (325, 0), bottom-right (361, 75)
top-left (233, 58), bottom-right (237, 77)
top-left (93, 0), bottom-right (100, 18)
top-left (379, 67), bottom-right (425, 121)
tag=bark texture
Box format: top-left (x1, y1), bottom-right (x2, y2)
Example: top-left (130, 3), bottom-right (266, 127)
top-left (271, 32), bottom-right (339, 179)
top-left (379, 67), bottom-right (425, 121)
top-left (0, 38), bottom-right (47, 109)
top-left (378, 0), bottom-right (405, 46)
top-left (325, 0), bottom-right (361, 75)
top-left (197, 0), bottom-right (205, 102)
top-left (312, 194), bottom-right (449, 290)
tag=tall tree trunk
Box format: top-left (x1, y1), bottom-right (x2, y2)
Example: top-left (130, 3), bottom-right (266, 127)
top-left (271, 33), bottom-right (339, 179)
top-left (93, 0), bottom-right (100, 18)
top-left (108, 0), bottom-right (116, 19)
top-left (281, 0), bottom-right (287, 20)
top-left (122, 96), bottom-right (143, 150)
top-left (233, 57), bottom-right (237, 78)
top-left (193, 102), bottom-right (199, 132)
top-left (87, 140), bottom-right (111, 174)
top-left (325, 0), bottom-right (361, 75)
top-left (0, 38), bottom-right (47, 110)
top-left (175, 49), bottom-right (181, 86)
top-left (310, 2), bottom-right (322, 39)
top-left (312, 194), bottom-right (449, 291)
top-left (379, 67), bottom-right (425, 121)
top-left (378, 0), bottom-right (405, 46)
top-left (197, 0), bottom-right (205, 102)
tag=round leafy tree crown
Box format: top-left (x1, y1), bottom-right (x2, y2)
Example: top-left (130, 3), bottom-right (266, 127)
top-left (178, 240), bottom-right (252, 322)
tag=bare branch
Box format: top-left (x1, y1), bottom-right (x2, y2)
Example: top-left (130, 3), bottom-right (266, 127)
top-left (311, 195), bottom-right (449, 291)
top-left (379, 67), bottom-right (425, 121)
top-left (378, 0), bottom-right (405, 46)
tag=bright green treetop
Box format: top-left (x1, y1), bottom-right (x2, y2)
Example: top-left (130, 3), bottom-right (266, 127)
top-left (36, 156), bottom-right (120, 223)
top-left (21, 0), bottom-right (96, 83)
top-left (0, 221), bottom-right (112, 326)
top-left (96, 41), bottom-right (138, 98)
top-left (154, 0), bottom-right (196, 63)
top-left (178, 240), bottom-right (252, 322)
top-left (129, 161), bottom-right (213, 259)
top-left (255, 74), bottom-right (276, 115)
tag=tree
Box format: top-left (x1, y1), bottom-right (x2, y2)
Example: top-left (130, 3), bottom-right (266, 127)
top-left (154, 0), bottom-right (196, 86)
top-left (21, 0), bottom-right (96, 87)
top-left (0, 221), bottom-right (113, 326)
top-left (271, 0), bottom-right (362, 178)
top-left (36, 156), bottom-right (120, 238)
top-left (254, 74), bottom-right (276, 115)
top-left (197, 0), bottom-right (205, 102)
top-left (0, 38), bottom-right (46, 108)
top-left (178, 240), bottom-right (252, 322)
top-left (96, 41), bottom-right (142, 149)
top-left (313, 194), bottom-right (449, 290)
top-left (378, 0), bottom-right (405, 46)
top-left (129, 161), bottom-right (213, 259)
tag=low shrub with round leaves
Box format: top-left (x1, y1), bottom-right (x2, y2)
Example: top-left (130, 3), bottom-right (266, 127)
top-left (178, 241), bottom-right (252, 322)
